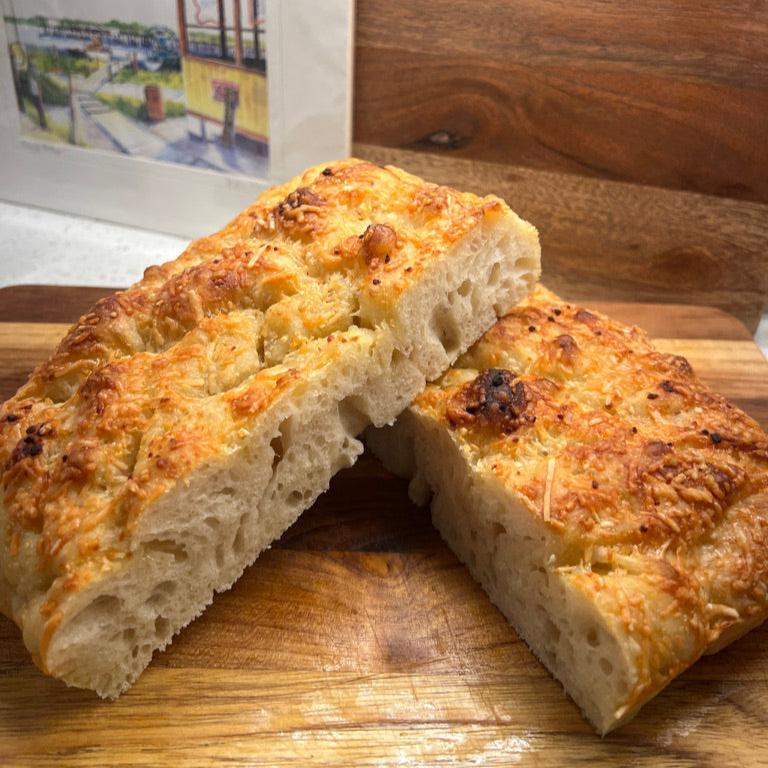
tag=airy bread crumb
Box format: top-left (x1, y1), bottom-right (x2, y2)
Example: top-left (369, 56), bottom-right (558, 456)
top-left (0, 159), bottom-right (540, 697)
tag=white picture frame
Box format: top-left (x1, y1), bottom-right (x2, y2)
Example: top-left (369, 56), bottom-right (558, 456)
top-left (0, 0), bottom-right (353, 238)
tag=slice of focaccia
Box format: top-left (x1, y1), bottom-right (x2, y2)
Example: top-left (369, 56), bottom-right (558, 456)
top-left (0, 160), bottom-right (540, 697)
top-left (367, 284), bottom-right (768, 734)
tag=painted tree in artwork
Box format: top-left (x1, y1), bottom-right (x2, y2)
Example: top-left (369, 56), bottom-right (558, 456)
top-left (38, 51), bottom-right (93, 144)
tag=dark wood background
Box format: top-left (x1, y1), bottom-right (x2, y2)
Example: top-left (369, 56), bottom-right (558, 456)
top-left (352, 1), bottom-right (768, 330)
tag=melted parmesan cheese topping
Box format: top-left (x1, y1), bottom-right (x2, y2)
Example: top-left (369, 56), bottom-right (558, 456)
top-left (415, 285), bottom-right (768, 702)
top-left (0, 159), bottom-right (509, 613)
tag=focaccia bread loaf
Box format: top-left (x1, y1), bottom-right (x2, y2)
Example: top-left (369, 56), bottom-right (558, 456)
top-left (0, 159), bottom-right (540, 697)
top-left (367, 284), bottom-right (768, 734)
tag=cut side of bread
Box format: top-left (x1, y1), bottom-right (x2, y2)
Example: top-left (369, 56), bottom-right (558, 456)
top-left (0, 160), bottom-right (539, 697)
top-left (367, 284), bottom-right (768, 734)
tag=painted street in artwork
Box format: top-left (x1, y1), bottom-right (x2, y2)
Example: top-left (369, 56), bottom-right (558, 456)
top-left (3, 0), bottom-right (268, 176)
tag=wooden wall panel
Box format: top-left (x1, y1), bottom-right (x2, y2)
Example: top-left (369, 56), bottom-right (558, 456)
top-left (353, 2), bottom-right (768, 324)
top-left (354, 145), bottom-right (768, 330)
top-left (354, 0), bottom-right (768, 203)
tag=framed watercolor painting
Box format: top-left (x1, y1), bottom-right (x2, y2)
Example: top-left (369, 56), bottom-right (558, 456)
top-left (0, 0), bottom-right (354, 237)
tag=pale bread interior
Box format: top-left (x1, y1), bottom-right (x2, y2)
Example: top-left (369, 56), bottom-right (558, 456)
top-left (38, 211), bottom-right (540, 698)
top-left (366, 410), bottom-right (639, 735)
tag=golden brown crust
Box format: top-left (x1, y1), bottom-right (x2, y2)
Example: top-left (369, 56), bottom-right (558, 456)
top-left (413, 284), bottom-right (768, 709)
top-left (0, 158), bottom-right (514, 636)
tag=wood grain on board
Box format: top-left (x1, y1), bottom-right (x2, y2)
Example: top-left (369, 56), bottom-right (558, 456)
top-left (353, 145), bottom-right (768, 331)
top-left (354, 0), bottom-right (768, 203)
top-left (1, 285), bottom-right (768, 766)
top-left (0, 285), bottom-right (122, 324)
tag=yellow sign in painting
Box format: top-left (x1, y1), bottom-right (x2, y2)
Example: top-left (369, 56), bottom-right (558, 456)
top-left (182, 56), bottom-right (268, 142)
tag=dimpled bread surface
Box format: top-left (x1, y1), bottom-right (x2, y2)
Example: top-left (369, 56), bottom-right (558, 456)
top-left (367, 284), bottom-right (768, 733)
top-left (0, 159), bottom-right (540, 697)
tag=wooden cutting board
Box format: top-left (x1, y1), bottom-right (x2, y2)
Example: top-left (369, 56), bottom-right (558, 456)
top-left (1, 286), bottom-right (767, 767)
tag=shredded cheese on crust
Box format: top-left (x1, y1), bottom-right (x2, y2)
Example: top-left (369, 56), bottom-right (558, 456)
top-left (0, 158), bottom-right (525, 622)
top-left (411, 283), bottom-right (768, 719)
top-left (543, 457), bottom-right (556, 522)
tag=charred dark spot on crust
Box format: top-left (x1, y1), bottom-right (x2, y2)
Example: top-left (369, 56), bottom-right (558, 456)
top-left (277, 187), bottom-right (324, 215)
top-left (644, 440), bottom-right (672, 461)
top-left (660, 380), bottom-right (676, 393)
top-left (321, 167), bottom-right (333, 176)
top-left (209, 270), bottom-right (242, 296)
top-left (287, 187), bottom-right (324, 209)
top-left (23, 422), bottom-right (55, 439)
top-left (7, 436), bottom-right (43, 468)
top-left (338, 223), bottom-right (398, 269)
top-left (446, 368), bottom-right (529, 433)
top-left (711, 468), bottom-right (731, 489)
top-left (666, 354), bottom-right (694, 377)
top-left (360, 223), bottom-right (397, 269)
top-left (575, 309), bottom-right (597, 324)
top-left (710, 433), bottom-right (723, 444)
top-left (554, 334), bottom-right (579, 365)
top-left (5, 414), bottom-right (18, 422)
top-left (80, 369), bottom-right (118, 399)
top-left (77, 365), bottom-right (126, 418)
top-left (647, 393), bottom-right (659, 400)
top-left (60, 442), bottom-right (97, 482)
top-left (156, 456), bottom-right (171, 471)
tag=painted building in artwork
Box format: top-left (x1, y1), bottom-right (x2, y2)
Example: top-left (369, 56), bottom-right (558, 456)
top-left (176, 0), bottom-right (267, 149)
